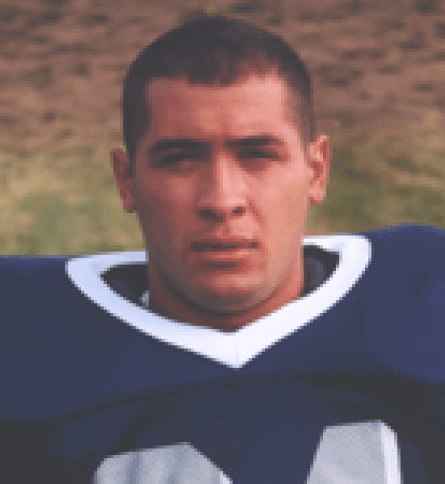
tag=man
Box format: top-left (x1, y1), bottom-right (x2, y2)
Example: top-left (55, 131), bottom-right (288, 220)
top-left (1, 15), bottom-right (444, 484)
top-left (110, 43), bottom-right (329, 334)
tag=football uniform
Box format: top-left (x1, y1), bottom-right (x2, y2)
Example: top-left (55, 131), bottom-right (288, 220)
top-left (1, 223), bottom-right (444, 484)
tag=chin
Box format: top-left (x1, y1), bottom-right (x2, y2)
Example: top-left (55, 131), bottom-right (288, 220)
top-left (193, 289), bottom-right (263, 315)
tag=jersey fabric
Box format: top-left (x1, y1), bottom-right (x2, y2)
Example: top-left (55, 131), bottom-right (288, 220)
top-left (1, 223), bottom-right (444, 484)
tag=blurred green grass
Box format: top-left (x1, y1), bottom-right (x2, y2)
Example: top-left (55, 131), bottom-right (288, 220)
top-left (0, 136), bottom-right (443, 255)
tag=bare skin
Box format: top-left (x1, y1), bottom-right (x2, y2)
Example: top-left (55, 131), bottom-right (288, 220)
top-left (111, 71), bottom-right (330, 332)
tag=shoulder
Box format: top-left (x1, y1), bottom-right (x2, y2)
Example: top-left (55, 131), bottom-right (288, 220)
top-left (0, 254), bottom-right (70, 290)
top-left (355, 223), bottom-right (444, 260)
top-left (0, 254), bottom-right (119, 419)
top-left (357, 224), bottom-right (445, 383)
top-left (362, 222), bottom-right (444, 259)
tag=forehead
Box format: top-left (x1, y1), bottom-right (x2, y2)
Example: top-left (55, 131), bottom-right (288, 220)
top-left (145, 74), bottom-right (293, 138)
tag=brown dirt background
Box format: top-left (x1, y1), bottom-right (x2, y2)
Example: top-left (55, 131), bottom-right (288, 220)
top-left (2, 0), bottom-right (445, 159)
top-left (0, 0), bottom-right (444, 254)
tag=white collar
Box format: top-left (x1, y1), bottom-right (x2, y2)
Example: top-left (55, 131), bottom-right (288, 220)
top-left (66, 234), bottom-right (371, 369)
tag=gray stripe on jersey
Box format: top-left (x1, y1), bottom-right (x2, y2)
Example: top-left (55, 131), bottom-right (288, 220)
top-left (93, 421), bottom-right (401, 483)
top-left (308, 421), bottom-right (402, 484)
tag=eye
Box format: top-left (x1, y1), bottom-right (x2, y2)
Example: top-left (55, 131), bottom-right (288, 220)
top-left (157, 151), bottom-right (279, 168)
top-left (241, 151), bottom-right (278, 159)
top-left (159, 154), bottom-right (194, 166)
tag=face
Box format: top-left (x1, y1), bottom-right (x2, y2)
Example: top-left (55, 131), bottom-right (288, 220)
top-left (111, 71), bottom-right (330, 332)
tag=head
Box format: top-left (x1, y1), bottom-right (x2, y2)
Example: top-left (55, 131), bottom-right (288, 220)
top-left (111, 15), bottom-right (330, 332)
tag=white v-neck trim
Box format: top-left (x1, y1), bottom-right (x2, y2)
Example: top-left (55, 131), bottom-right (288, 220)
top-left (66, 234), bottom-right (372, 369)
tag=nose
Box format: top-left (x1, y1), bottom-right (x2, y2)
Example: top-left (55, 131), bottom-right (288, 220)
top-left (196, 154), bottom-right (247, 222)
top-left (198, 202), bottom-right (245, 221)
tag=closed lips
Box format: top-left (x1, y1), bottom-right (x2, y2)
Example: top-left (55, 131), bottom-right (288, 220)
top-left (192, 241), bottom-right (258, 251)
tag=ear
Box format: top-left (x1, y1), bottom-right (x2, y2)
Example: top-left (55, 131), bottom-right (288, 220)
top-left (308, 135), bottom-right (330, 205)
top-left (110, 147), bottom-right (135, 213)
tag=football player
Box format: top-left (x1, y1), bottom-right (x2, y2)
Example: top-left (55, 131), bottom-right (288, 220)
top-left (1, 14), bottom-right (444, 484)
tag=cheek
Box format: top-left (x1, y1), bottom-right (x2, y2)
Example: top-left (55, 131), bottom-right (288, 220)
top-left (132, 179), bottom-right (163, 246)
top-left (135, 181), bottom-right (192, 253)
top-left (265, 176), bottom-right (309, 243)
top-left (269, 170), bottom-right (308, 213)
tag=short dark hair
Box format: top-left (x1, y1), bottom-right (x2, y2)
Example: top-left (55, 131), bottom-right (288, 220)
top-left (122, 14), bottom-right (314, 177)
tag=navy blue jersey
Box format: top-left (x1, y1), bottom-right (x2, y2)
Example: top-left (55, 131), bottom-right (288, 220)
top-left (1, 223), bottom-right (444, 484)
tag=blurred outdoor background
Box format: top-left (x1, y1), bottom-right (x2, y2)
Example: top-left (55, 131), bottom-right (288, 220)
top-left (0, 0), bottom-right (444, 255)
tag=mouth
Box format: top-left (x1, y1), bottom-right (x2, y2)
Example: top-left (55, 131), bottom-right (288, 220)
top-left (191, 239), bottom-right (260, 272)
top-left (192, 242), bottom-right (258, 252)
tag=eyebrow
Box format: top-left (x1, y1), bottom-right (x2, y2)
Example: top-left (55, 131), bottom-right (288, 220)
top-left (146, 135), bottom-right (286, 158)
